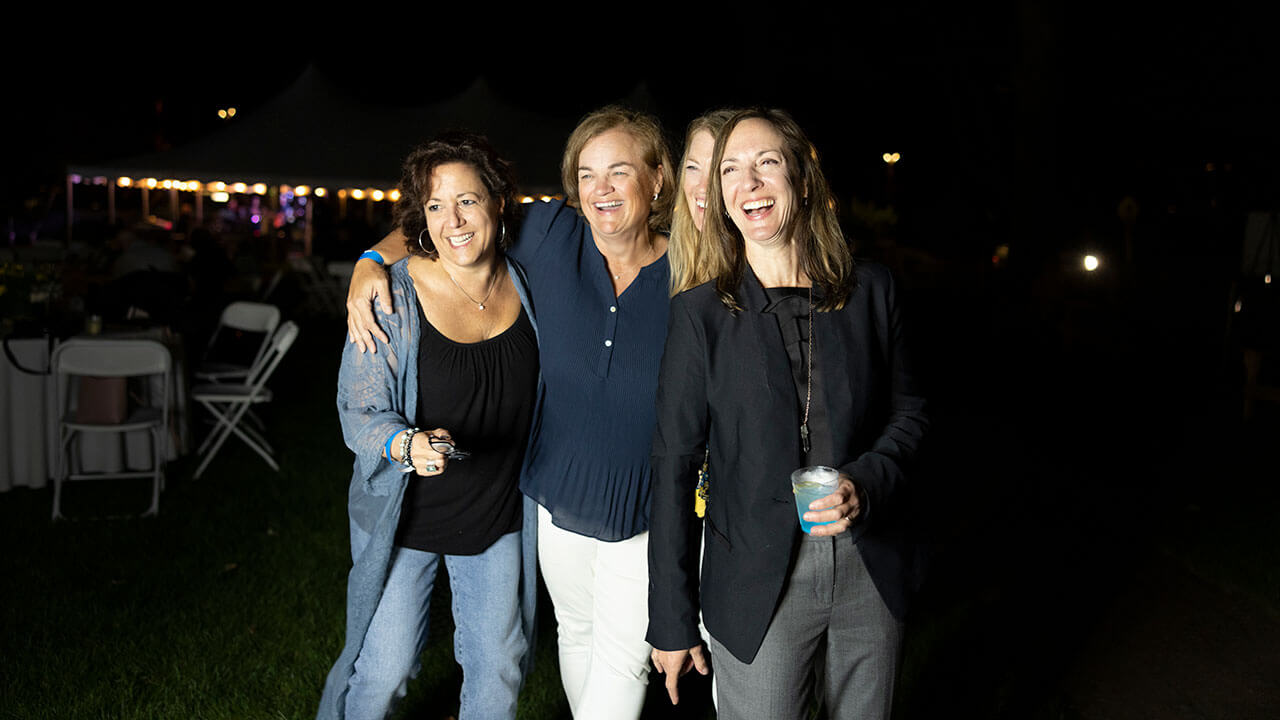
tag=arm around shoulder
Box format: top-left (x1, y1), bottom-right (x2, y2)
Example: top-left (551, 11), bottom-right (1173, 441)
top-left (346, 230), bottom-right (409, 352)
top-left (507, 198), bottom-right (579, 266)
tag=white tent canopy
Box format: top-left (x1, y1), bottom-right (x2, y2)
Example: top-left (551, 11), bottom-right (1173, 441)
top-left (66, 66), bottom-right (655, 249)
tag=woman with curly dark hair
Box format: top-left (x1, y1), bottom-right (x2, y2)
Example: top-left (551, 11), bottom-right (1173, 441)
top-left (319, 131), bottom-right (540, 720)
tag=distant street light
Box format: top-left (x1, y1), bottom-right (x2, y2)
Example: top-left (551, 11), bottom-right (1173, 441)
top-left (882, 153), bottom-right (901, 202)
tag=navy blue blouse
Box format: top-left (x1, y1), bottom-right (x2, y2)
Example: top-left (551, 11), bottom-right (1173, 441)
top-left (510, 199), bottom-right (669, 541)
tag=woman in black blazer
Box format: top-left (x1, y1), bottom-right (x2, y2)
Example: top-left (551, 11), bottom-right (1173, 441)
top-left (647, 109), bottom-right (928, 719)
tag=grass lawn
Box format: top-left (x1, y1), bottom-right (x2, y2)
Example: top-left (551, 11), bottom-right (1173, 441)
top-left (0, 321), bottom-right (717, 719)
top-left (4, 315), bottom-right (1276, 719)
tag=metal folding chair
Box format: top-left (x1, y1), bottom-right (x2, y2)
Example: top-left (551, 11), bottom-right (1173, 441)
top-left (52, 339), bottom-right (171, 519)
top-left (191, 321), bottom-right (299, 479)
top-left (195, 301), bottom-right (281, 384)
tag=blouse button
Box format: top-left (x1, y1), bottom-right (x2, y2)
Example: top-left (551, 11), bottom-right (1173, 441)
top-left (604, 339), bottom-right (613, 347)
top-left (609, 305), bottom-right (617, 313)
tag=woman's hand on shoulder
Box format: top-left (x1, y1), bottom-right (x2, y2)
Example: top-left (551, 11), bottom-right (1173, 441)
top-left (347, 258), bottom-right (393, 353)
top-left (805, 473), bottom-right (863, 536)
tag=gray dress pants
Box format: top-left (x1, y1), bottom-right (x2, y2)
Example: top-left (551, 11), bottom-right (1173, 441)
top-left (709, 532), bottom-right (902, 720)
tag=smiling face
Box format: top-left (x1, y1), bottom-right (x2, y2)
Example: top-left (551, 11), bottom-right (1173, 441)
top-left (423, 161), bottom-right (502, 270)
top-left (720, 117), bottom-right (798, 248)
top-left (577, 128), bottom-right (662, 240)
top-left (681, 129), bottom-right (716, 233)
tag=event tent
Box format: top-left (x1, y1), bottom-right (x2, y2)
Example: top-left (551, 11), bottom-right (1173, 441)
top-left (66, 66), bottom-right (654, 249)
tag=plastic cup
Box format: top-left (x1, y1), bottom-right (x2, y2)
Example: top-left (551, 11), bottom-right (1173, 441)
top-left (791, 465), bottom-right (840, 534)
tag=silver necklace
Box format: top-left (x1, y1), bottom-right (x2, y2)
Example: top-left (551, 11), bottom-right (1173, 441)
top-left (801, 286), bottom-right (814, 454)
top-left (445, 268), bottom-right (499, 310)
top-left (612, 241), bottom-right (656, 280)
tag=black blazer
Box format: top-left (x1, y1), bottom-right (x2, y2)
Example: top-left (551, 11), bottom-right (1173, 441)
top-left (646, 262), bottom-right (928, 664)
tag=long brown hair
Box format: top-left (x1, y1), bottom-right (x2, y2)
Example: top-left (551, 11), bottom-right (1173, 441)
top-left (669, 109), bottom-right (737, 296)
top-left (701, 108), bottom-right (854, 311)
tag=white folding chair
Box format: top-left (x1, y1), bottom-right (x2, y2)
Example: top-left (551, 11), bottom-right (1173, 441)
top-left (195, 301), bottom-right (281, 384)
top-left (52, 339), bottom-right (171, 519)
top-left (191, 321), bottom-right (299, 479)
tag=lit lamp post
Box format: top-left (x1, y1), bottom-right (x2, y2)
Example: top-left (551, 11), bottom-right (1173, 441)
top-left (882, 152), bottom-right (900, 202)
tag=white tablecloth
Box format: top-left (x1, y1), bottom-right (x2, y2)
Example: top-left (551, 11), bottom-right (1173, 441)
top-left (0, 337), bottom-right (57, 491)
top-left (0, 332), bottom-right (189, 492)
top-left (58, 331), bottom-right (189, 476)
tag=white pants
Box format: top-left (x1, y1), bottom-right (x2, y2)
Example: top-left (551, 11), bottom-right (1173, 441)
top-left (537, 505), bottom-right (651, 719)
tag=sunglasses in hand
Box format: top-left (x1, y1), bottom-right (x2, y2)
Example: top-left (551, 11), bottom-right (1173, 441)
top-left (428, 436), bottom-right (471, 461)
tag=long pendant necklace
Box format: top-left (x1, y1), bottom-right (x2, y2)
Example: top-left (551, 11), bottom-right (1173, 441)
top-left (801, 286), bottom-right (814, 454)
top-left (445, 268), bottom-right (499, 310)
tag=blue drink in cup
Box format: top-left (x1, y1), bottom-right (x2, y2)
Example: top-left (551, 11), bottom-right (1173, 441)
top-left (791, 466), bottom-right (840, 534)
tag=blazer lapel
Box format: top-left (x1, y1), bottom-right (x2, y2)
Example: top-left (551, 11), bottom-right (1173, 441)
top-left (739, 266), bottom-right (804, 501)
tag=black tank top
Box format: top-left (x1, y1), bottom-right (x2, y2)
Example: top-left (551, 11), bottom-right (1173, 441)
top-left (396, 303), bottom-right (538, 555)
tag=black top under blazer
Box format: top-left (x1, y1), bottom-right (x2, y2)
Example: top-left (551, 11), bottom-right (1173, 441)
top-left (646, 261), bottom-right (928, 664)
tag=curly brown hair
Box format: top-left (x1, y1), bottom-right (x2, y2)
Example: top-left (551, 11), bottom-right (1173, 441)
top-left (394, 131), bottom-right (520, 257)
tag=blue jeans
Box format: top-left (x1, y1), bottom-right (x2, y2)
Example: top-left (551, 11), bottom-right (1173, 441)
top-left (344, 521), bottom-right (526, 720)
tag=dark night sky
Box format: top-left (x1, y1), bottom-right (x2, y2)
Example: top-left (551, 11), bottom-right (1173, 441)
top-left (5, 6), bottom-right (1277, 258)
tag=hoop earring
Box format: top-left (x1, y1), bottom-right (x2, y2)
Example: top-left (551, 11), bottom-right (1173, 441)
top-left (652, 192), bottom-right (659, 201)
top-left (417, 228), bottom-right (436, 256)
top-left (500, 219), bottom-right (507, 246)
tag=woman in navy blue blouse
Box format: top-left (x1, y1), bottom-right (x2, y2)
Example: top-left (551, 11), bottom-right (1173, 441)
top-left (346, 107), bottom-right (676, 719)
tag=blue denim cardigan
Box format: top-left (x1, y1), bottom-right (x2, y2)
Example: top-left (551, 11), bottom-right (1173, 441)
top-left (318, 256), bottom-right (540, 720)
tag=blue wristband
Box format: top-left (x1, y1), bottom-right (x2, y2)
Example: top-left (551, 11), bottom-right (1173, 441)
top-left (359, 250), bottom-right (385, 265)
top-left (384, 431), bottom-right (398, 462)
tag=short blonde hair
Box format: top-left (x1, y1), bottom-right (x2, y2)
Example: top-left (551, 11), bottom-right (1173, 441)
top-left (559, 105), bottom-right (675, 233)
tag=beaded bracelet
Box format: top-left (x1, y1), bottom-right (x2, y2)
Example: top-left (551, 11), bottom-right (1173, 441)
top-left (398, 428), bottom-right (419, 472)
